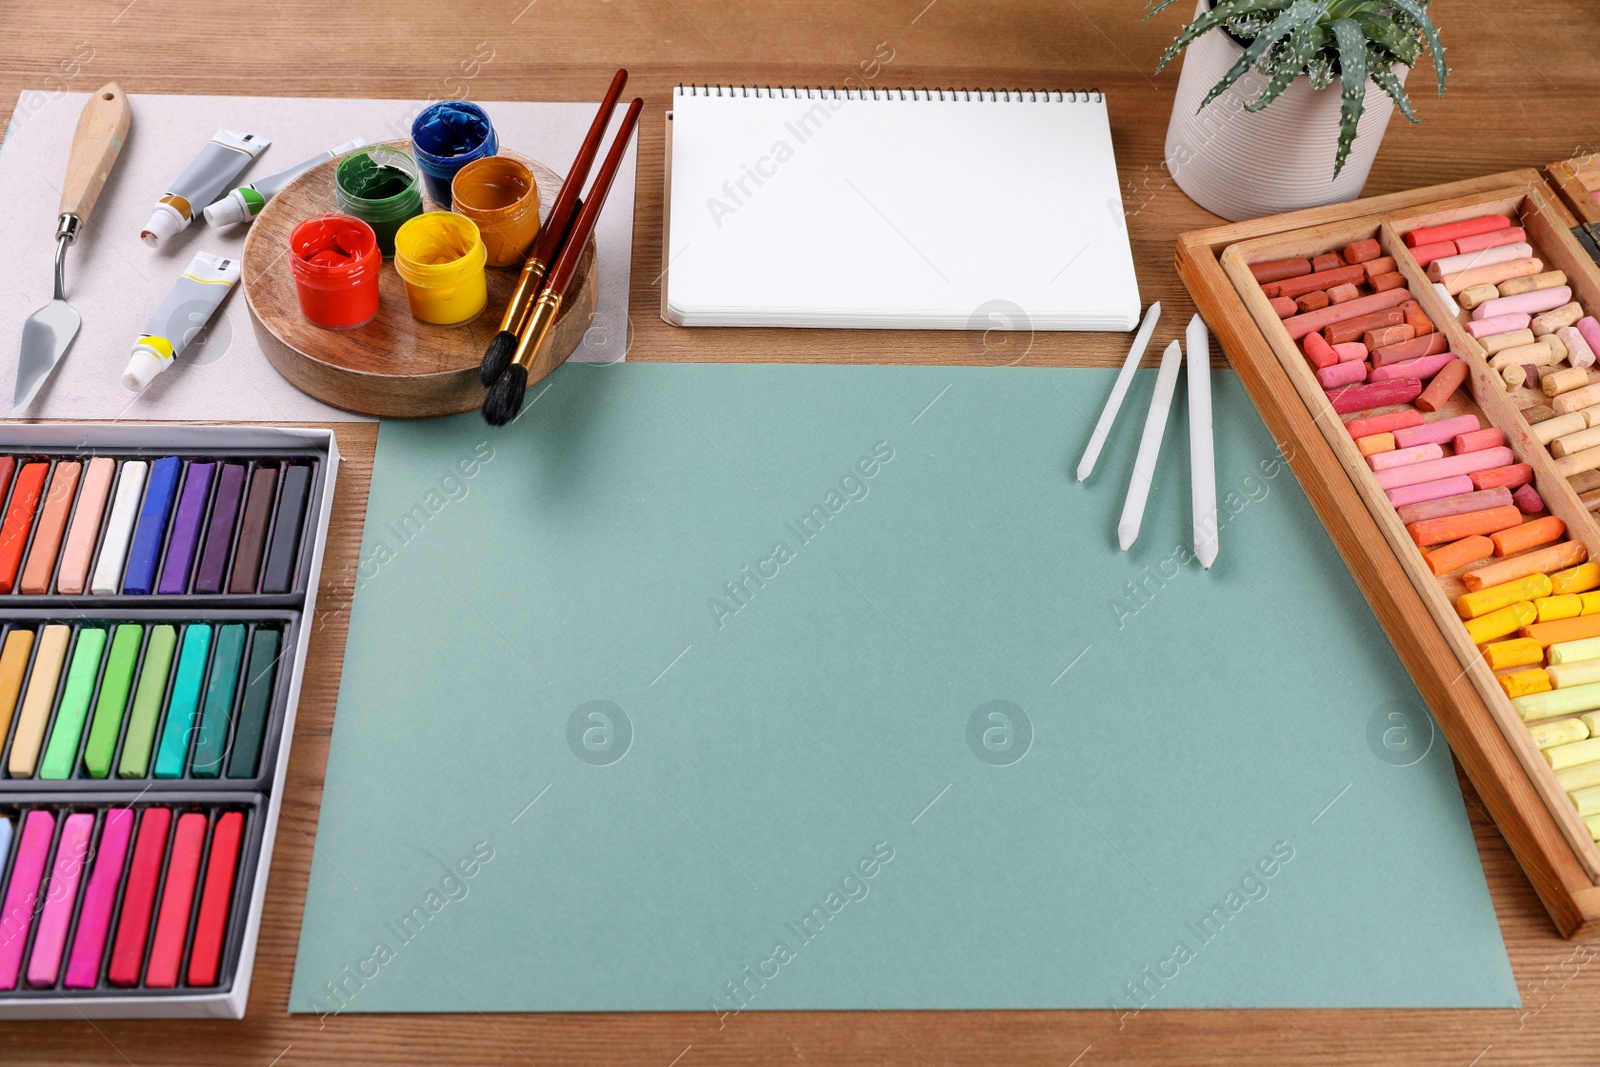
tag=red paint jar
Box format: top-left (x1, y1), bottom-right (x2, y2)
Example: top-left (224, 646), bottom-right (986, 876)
top-left (288, 214), bottom-right (381, 330)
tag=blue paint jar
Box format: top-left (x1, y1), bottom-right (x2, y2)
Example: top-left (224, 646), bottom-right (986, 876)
top-left (410, 101), bottom-right (498, 209)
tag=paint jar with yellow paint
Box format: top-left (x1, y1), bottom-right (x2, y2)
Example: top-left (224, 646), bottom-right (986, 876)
top-left (450, 156), bottom-right (541, 267)
top-left (392, 211), bottom-right (488, 326)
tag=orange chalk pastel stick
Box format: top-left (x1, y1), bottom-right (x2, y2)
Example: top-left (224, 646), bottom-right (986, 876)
top-left (1424, 534), bottom-right (1496, 575)
top-left (1407, 505), bottom-right (1523, 548)
top-left (1464, 540), bottom-right (1588, 591)
top-left (1491, 515), bottom-right (1566, 556)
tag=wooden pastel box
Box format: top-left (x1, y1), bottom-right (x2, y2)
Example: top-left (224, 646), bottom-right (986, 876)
top-left (1179, 168), bottom-right (1600, 938)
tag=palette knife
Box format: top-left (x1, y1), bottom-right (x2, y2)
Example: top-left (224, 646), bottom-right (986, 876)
top-left (14, 82), bottom-right (131, 410)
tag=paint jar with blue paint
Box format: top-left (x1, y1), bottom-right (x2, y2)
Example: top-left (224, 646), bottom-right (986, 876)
top-left (410, 101), bottom-right (498, 209)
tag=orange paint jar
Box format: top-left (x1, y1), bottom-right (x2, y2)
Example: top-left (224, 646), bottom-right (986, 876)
top-left (288, 214), bottom-right (381, 330)
top-left (449, 156), bottom-right (541, 267)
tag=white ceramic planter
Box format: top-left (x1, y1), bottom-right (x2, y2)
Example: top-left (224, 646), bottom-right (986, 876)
top-left (1163, 2), bottom-right (1406, 221)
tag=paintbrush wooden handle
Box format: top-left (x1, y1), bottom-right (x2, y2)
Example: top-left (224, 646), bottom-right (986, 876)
top-left (59, 81), bottom-right (131, 222)
top-left (546, 97), bottom-right (642, 297)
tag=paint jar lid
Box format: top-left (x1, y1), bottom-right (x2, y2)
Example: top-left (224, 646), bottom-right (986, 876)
top-left (140, 205), bottom-right (184, 248)
top-left (122, 347), bottom-right (165, 391)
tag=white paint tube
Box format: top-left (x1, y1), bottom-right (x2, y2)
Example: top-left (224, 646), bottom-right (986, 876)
top-left (140, 130), bottom-right (269, 248)
top-left (123, 251), bottom-right (240, 391)
top-left (204, 137), bottom-right (367, 227)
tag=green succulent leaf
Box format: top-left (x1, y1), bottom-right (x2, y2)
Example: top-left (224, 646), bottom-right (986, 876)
top-left (1195, 0), bottom-right (1324, 111)
top-left (1245, 1), bottom-right (1330, 112)
top-left (1384, 0), bottom-right (1449, 94)
top-left (1353, 13), bottom-right (1422, 65)
top-left (1368, 51), bottom-right (1419, 123)
top-left (1153, 0), bottom-right (1283, 73)
top-left (1328, 17), bottom-right (1368, 178)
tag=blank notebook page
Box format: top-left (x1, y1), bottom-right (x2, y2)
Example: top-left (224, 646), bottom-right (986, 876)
top-left (665, 86), bottom-right (1142, 331)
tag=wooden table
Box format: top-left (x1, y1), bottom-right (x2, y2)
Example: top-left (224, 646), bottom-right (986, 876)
top-left (4, 1), bottom-right (1599, 1062)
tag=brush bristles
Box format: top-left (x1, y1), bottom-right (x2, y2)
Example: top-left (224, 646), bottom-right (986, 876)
top-left (479, 331), bottom-right (517, 387)
top-left (482, 364), bottom-right (529, 425)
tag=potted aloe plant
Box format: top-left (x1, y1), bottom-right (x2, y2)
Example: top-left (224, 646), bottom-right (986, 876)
top-left (1148, 0), bottom-right (1448, 221)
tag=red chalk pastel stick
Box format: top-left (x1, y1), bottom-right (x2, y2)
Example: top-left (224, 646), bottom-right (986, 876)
top-left (187, 812), bottom-right (244, 987)
top-left (109, 808), bottom-right (172, 987)
top-left (1270, 296), bottom-right (1297, 318)
top-left (1285, 288), bottom-right (1415, 340)
top-left (1409, 240), bottom-right (1458, 268)
top-left (1303, 332), bottom-right (1339, 370)
top-left (1369, 353), bottom-right (1455, 384)
top-left (1371, 332), bottom-right (1450, 368)
top-left (1326, 377), bottom-right (1423, 415)
top-left (1345, 408), bottom-right (1424, 438)
top-left (1454, 226), bottom-right (1527, 254)
top-left (1405, 215), bottom-right (1514, 247)
top-left (0, 461), bottom-right (48, 594)
top-left (145, 813), bottom-right (207, 988)
top-left (1470, 464), bottom-right (1534, 491)
top-left (1249, 257), bottom-right (1311, 284)
top-left (1263, 263), bottom-right (1368, 300)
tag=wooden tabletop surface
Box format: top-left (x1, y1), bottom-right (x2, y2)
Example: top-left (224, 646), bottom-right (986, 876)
top-left (4, 1), bottom-right (1600, 1063)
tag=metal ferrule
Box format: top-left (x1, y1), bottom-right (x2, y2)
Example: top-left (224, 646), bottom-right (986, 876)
top-left (500, 256), bottom-right (549, 336)
top-left (511, 291), bottom-right (564, 371)
top-left (56, 214), bottom-right (81, 245)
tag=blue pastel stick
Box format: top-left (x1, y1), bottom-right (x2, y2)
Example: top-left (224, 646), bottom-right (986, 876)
top-left (122, 456), bottom-right (182, 595)
top-left (0, 816), bottom-right (11, 871)
top-left (153, 623), bottom-right (213, 778)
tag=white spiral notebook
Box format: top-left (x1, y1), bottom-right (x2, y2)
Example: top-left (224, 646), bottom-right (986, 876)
top-left (662, 84), bottom-right (1142, 331)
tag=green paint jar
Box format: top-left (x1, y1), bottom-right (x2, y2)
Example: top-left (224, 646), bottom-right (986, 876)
top-left (333, 146), bottom-right (424, 257)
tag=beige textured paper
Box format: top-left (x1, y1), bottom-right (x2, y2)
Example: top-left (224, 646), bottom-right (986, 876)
top-left (0, 92), bottom-right (637, 422)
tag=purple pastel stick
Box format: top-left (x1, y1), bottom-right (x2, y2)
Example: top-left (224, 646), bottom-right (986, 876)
top-left (156, 462), bottom-right (215, 595)
top-left (1513, 484), bottom-right (1545, 515)
top-left (193, 464), bottom-right (246, 595)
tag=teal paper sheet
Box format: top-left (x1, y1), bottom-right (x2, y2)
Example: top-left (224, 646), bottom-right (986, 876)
top-left (292, 363), bottom-right (1518, 1015)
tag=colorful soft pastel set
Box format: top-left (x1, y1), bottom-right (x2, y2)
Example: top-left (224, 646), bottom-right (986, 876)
top-left (1178, 165), bottom-right (1600, 936)
top-left (0, 425), bottom-right (336, 1018)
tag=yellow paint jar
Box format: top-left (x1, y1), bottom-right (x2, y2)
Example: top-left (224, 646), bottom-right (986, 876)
top-left (393, 211), bottom-right (488, 326)
top-left (450, 156), bottom-right (541, 267)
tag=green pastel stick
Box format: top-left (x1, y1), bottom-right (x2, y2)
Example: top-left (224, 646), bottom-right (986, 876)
top-left (189, 623), bottom-right (245, 778)
top-left (226, 628), bottom-right (279, 779)
top-left (83, 624), bottom-right (143, 778)
top-left (153, 624), bottom-right (212, 778)
top-left (39, 627), bottom-right (108, 779)
top-left (118, 625), bottom-right (177, 778)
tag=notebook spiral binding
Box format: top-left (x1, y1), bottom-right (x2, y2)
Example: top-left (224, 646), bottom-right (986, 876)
top-left (676, 85), bottom-right (1104, 103)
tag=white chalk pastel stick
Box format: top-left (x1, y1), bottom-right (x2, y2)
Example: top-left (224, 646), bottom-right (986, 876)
top-left (1078, 302), bottom-right (1161, 481)
top-left (89, 460), bottom-right (148, 596)
top-left (1118, 339), bottom-right (1184, 552)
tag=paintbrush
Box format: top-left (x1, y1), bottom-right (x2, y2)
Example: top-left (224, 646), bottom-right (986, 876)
top-left (478, 69), bottom-right (628, 386)
top-left (483, 96), bottom-right (643, 426)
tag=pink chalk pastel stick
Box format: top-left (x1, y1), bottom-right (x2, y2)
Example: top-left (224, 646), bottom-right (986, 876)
top-left (1394, 414), bottom-right (1482, 449)
top-left (1386, 475), bottom-right (1476, 507)
top-left (1472, 286), bottom-right (1573, 321)
top-left (26, 813), bottom-right (94, 988)
top-left (1373, 445), bottom-right (1516, 490)
top-left (64, 809), bottom-right (135, 990)
top-left (1513, 484), bottom-right (1545, 514)
top-left (1577, 317), bottom-right (1600, 367)
top-left (1369, 443), bottom-right (1445, 471)
top-left (1369, 353), bottom-right (1456, 384)
top-left (1395, 486), bottom-right (1514, 525)
top-left (1467, 313), bottom-right (1532, 339)
top-left (1326, 377), bottom-right (1422, 415)
top-left (1333, 341), bottom-right (1368, 363)
top-left (1454, 227), bottom-right (1527, 254)
top-left (0, 811), bottom-right (56, 990)
top-left (1317, 361), bottom-right (1367, 389)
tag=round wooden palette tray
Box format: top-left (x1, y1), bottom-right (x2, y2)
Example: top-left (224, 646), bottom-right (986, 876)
top-left (243, 141), bottom-right (597, 418)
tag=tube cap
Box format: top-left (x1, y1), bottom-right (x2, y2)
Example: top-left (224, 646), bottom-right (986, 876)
top-left (122, 346), bottom-right (168, 392)
top-left (203, 191), bottom-right (253, 228)
top-left (140, 205), bottom-right (185, 248)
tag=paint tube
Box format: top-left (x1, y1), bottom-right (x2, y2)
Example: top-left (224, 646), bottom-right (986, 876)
top-left (122, 252), bottom-right (241, 391)
top-left (140, 130), bottom-right (269, 248)
top-left (203, 137), bottom-right (368, 227)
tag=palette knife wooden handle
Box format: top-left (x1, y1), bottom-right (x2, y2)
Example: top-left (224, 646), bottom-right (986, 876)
top-left (58, 81), bottom-right (131, 227)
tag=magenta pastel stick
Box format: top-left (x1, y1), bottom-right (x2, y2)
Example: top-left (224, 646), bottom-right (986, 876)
top-left (1386, 475), bottom-right (1476, 507)
top-left (1317, 360), bottom-right (1367, 389)
top-left (64, 808), bottom-right (135, 990)
top-left (1513, 484), bottom-right (1546, 515)
top-left (26, 813), bottom-right (94, 988)
top-left (1393, 414), bottom-right (1482, 449)
top-left (1395, 486), bottom-right (1515, 525)
top-left (1467, 313), bottom-right (1532, 339)
top-left (1369, 353), bottom-right (1456, 384)
top-left (1454, 427), bottom-right (1507, 454)
top-left (1472, 286), bottom-right (1573, 321)
top-left (0, 811), bottom-right (56, 990)
top-left (1373, 445), bottom-right (1516, 491)
top-left (1326, 377), bottom-right (1422, 415)
top-left (1369, 442), bottom-right (1445, 471)
top-left (1333, 341), bottom-right (1368, 363)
